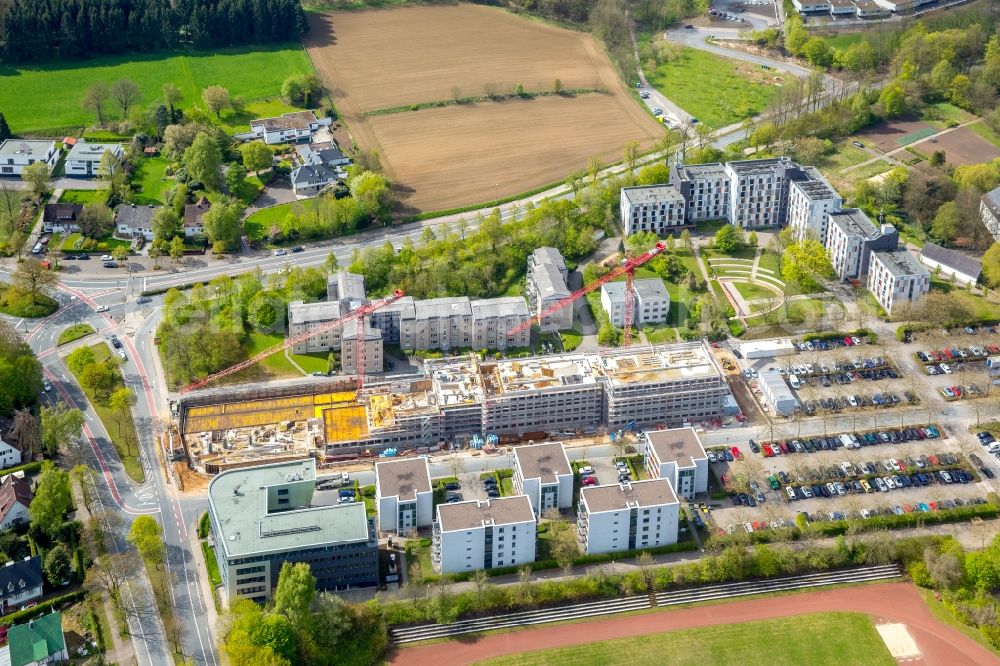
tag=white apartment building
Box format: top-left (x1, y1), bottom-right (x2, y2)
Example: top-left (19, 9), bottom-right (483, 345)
top-left (824, 209), bottom-right (898, 280)
top-left (620, 185), bottom-right (688, 236)
top-left (0, 139), bottom-right (58, 177)
top-left (433, 496), bottom-right (536, 574)
top-left (0, 437), bottom-right (22, 469)
top-left (65, 141), bottom-right (123, 177)
top-left (600, 279), bottom-right (670, 327)
top-left (979, 186), bottom-right (1000, 243)
top-left (787, 168), bottom-right (842, 241)
top-left (470, 297), bottom-right (531, 350)
top-left (526, 247), bottom-right (572, 332)
top-left (375, 457), bottom-right (433, 535)
top-left (288, 301), bottom-right (348, 354)
top-left (578, 479), bottom-right (679, 554)
top-left (403, 297), bottom-right (473, 351)
top-left (867, 250), bottom-right (930, 315)
top-left (511, 441), bottom-right (573, 516)
top-left (644, 427), bottom-right (708, 500)
top-left (340, 318), bottom-right (383, 374)
top-left (725, 158), bottom-right (799, 228)
top-left (669, 162), bottom-right (730, 222)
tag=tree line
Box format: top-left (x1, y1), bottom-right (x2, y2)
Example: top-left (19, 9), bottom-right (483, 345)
top-left (0, 0), bottom-right (306, 64)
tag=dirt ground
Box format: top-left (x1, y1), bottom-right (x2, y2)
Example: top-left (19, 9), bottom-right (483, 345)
top-left (389, 582), bottom-right (1000, 666)
top-left (919, 125), bottom-right (1000, 166)
top-left (365, 94), bottom-right (662, 212)
top-left (857, 117), bottom-right (935, 153)
top-left (304, 5), bottom-right (663, 213)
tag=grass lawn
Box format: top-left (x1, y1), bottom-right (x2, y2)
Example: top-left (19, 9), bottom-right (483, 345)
top-left (131, 157), bottom-right (171, 205)
top-left (2, 44), bottom-right (313, 134)
top-left (817, 140), bottom-right (869, 173)
top-left (644, 47), bottom-right (782, 128)
top-left (59, 232), bottom-right (132, 254)
top-left (244, 199), bottom-right (320, 239)
top-left (922, 101), bottom-right (975, 128)
top-left (661, 281), bottom-right (690, 327)
top-left (930, 281), bottom-right (1000, 321)
top-left (0, 283), bottom-right (59, 318)
top-left (475, 612), bottom-right (894, 666)
top-left (757, 250), bottom-right (780, 275)
top-left (643, 325), bottom-right (677, 343)
top-left (733, 280), bottom-right (778, 301)
top-left (703, 246), bottom-right (757, 261)
top-left (560, 329), bottom-right (583, 352)
top-left (57, 323), bottom-right (95, 345)
top-left (969, 121), bottom-right (1000, 149)
top-left (916, 588), bottom-right (1000, 659)
top-left (244, 332), bottom-right (304, 379)
top-left (824, 33), bottom-right (864, 50)
top-left (290, 351), bottom-right (330, 374)
top-left (68, 343), bottom-right (145, 483)
top-left (404, 539), bottom-right (435, 579)
top-left (234, 175), bottom-right (265, 206)
top-left (59, 190), bottom-right (108, 206)
top-left (694, 220), bottom-right (727, 235)
top-left (200, 541), bottom-right (222, 587)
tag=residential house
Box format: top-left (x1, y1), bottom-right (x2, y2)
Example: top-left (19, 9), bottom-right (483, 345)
top-left (375, 457), bottom-right (433, 535)
top-left (979, 186), bottom-right (1000, 243)
top-left (0, 474), bottom-right (31, 532)
top-left (433, 496), bottom-right (536, 574)
top-left (824, 209), bottom-right (898, 280)
top-left (0, 436), bottom-right (22, 469)
top-left (600, 278), bottom-right (670, 327)
top-left (290, 164), bottom-right (338, 196)
top-left (643, 427), bottom-right (708, 500)
top-left (295, 141), bottom-right (351, 168)
top-left (41, 204), bottom-right (82, 234)
top-left (115, 204), bottom-right (159, 241)
top-left (525, 247), bottom-right (572, 332)
top-left (578, 479), bottom-right (679, 554)
top-left (511, 441), bottom-right (573, 516)
top-left (619, 185), bottom-right (688, 236)
top-left (919, 242), bottom-right (982, 286)
top-left (0, 557), bottom-right (43, 614)
top-left (65, 141), bottom-right (123, 178)
top-left (867, 250), bottom-right (930, 315)
top-left (0, 140), bottom-right (58, 177)
top-left (248, 111), bottom-right (332, 145)
top-left (183, 196), bottom-right (210, 237)
top-left (4, 611), bottom-right (68, 666)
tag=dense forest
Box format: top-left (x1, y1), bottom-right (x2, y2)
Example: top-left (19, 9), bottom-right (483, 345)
top-left (0, 0), bottom-right (306, 63)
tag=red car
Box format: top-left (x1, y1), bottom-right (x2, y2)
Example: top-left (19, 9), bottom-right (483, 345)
top-left (581, 476), bottom-right (597, 486)
top-left (731, 446), bottom-right (742, 460)
top-left (762, 444), bottom-right (774, 457)
top-left (778, 441), bottom-right (790, 454)
top-left (844, 336), bottom-right (854, 346)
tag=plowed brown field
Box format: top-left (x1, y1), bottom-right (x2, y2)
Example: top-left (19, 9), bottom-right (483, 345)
top-left (305, 5), bottom-right (663, 213)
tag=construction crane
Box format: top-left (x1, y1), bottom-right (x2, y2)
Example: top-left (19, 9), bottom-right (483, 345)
top-left (180, 289), bottom-right (406, 394)
top-left (507, 242), bottom-right (666, 344)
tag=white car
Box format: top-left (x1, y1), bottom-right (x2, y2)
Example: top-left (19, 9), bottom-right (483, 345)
top-left (100, 255), bottom-right (114, 261)
top-left (118, 351), bottom-right (127, 361)
top-left (274, 249), bottom-right (288, 256)
top-left (43, 382), bottom-right (51, 392)
top-left (95, 305), bottom-right (109, 313)
top-left (941, 363), bottom-right (953, 374)
top-left (578, 466), bottom-right (594, 476)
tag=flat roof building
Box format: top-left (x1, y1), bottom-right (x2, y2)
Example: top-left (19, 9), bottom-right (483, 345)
top-left (867, 250), bottom-right (930, 315)
top-left (620, 185), bottom-right (688, 236)
top-left (669, 162), bottom-right (730, 223)
top-left (512, 442), bottom-right (573, 515)
top-left (600, 278), bottom-right (670, 327)
top-left (825, 209), bottom-right (898, 280)
top-left (578, 479), bottom-right (679, 554)
top-left (0, 139), bottom-right (59, 177)
top-left (433, 496), bottom-right (536, 574)
top-left (759, 369), bottom-right (798, 416)
top-left (207, 458), bottom-right (378, 603)
top-left (375, 457), bottom-right (433, 535)
top-left (787, 168), bottom-right (842, 242)
top-left (643, 427), bottom-right (708, 500)
top-left (65, 141), bottom-right (123, 178)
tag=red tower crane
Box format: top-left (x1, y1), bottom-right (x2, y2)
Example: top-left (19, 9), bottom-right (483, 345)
top-left (507, 242), bottom-right (666, 343)
top-left (180, 289), bottom-right (406, 394)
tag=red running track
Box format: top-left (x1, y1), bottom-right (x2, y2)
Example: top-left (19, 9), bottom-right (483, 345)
top-left (389, 582), bottom-right (1000, 666)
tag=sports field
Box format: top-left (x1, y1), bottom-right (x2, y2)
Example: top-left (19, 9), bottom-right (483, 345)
top-left (472, 612), bottom-right (893, 666)
top-left (1, 45), bottom-right (312, 134)
top-left (920, 125), bottom-right (1000, 166)
top-left (305, 5), bottom-right (663, 212)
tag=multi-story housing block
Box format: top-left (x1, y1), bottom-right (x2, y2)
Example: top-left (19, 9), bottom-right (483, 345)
top-left (643, 427), bottom-right (708, 499)
top-left (403, 297), bottom-right (473, 351)
top-left (470, 297), bottom-right (531, 350)
top-left (867, 250), bottom-right (930, 314)
top-left (433, 496), bottom-right (536, 573)
top-left (824, 209), bottom-right (898, 280)
top-left (207, 459), bottom-right (378, 604)
top-left (979, 185), bottom-right (1000, 243)
top-left (526, 247), bottom-right (572, 332)
top-left (669, 162), bottom-right (730, 222)
top-left (375, 457), bottom-right (433, 535)
top-left (600, 278), bottom-right (670, 327)
top-left (578, 479), bottom-right (679, 554)
top-left (787, 167), bottom-right (842, 241)
top-left (340, 318), bottom-right (383, 374)
top-left (511, 442), bottom-right (573, 516)
top-left (725, 158), bottom-right (802, 228)
top-left (619, 185), bottom-right (688, 236)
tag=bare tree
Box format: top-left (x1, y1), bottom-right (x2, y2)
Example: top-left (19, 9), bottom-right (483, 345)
top-left (82, 82), bottom-right (111, 125)
top-left (111, 79), bottom-right (141, 118)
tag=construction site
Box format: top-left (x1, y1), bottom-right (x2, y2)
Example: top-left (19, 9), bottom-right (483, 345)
top-left (174, 341), bottom-right (731, 472)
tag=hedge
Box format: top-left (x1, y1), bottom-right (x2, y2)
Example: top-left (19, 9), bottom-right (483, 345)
top-left (197, 512), bottom-right (211, 539)
top-left (0, 460), bottom-right (43, 479)
top-left (803, 328), bottom-right (877, 343)
top-left (0, 590), bottom-right (86, 626)
top-left (201, 541), bottom-right (222, 587)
